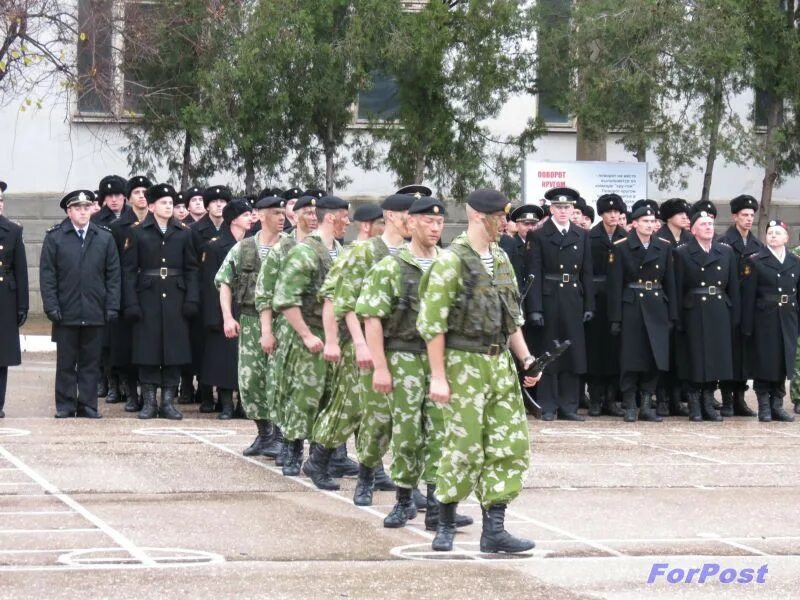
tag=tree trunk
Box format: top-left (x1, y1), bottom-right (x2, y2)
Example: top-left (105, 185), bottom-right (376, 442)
top-left (634, 140), bottom-right (646, 163)
top-left (244, 154), bottom-right (256, 196)
top-left (759, 92), bottom-right (783, 224)
top-left (700, 81), bottom-right (724, 202)
top-left (575, 115), bottom-right (606, 161)
top-left (413, 150), bottom-right (426, 183)
top-left (325, 122), bottom-right (335, 194)
top-left (180, 130), bottom-right (192, 190)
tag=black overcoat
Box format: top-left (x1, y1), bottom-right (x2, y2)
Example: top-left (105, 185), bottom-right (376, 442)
top-left (107, 209), bottom-right (144, 367)
top-left (525, 219), bottom-right (594, 373)
top-left (673, 239), bottom-right (739, 383)
top-left (0, 216), bottom-right (28, 366)
top-left (499, 233), bottom-right (528, 292)
top-left (122, 214), bottom-right (199, 366)
top-left (607, 232), bottom-right (677, 372)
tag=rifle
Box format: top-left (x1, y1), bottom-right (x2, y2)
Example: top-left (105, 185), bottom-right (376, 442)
top-left (523, 339), bottom-right (571, 378)
top-left (518, 273), bottom-right (535, 312)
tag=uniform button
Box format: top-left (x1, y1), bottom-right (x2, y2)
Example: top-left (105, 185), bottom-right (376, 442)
top-left (573, 283), bottom-right (577, 288)
top-left (162, 242), bottom-right (165, 246)
top-left (560, 264), bottom-right (563, 268)
top-left (701, 267), bottom-right (705, 271)
top-left (574, 264), bottom-right (578, 268)
top-left (717, 266), bottom-right (722, 270)
top-left (0, 261), bottom-right (3, 266)
top-left (573, 245), bottom-right (577, 250)
top-left (701, 282), bottom-right (705, 286)
top-left (639, 293), bottom-right (644, 297)
top-left (0, 245), bottom-right (3, 249)
top-left (162, 293), bottom-right (167, 298)
top-left (0, 277), bottom-right (3, 282)
top-left (718, 281), bottom-right (722, 285)
top-left (656, 264), bottom-right (660, 269)
top-left (701, 297), bottom-right (707, 301)
top-left (654, 292), bottom-right (659, 296)
top-left (559, 283), bottom-right (564, 288)
top-left (779, 288), bottom-right (782, 291)
top-left (777, 274), bottom-right (781, 278)
top-left (638, 279), bottom-right (642, 283)
top-left (162, 258), bottom-right (166, 263)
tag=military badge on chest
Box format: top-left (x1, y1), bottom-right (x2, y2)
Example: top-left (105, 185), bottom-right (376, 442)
top-left (608, 251), bottom-right (615, 264)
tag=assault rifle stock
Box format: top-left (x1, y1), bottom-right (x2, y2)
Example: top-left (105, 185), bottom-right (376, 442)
top-left (524, 339), bottom-right (571, 378)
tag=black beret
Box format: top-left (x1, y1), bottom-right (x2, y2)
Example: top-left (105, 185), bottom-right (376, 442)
top-left (631, 199), bottom-right (659, 218)
top-left (317, 195), bottom-right (349, 210)
top-left (408, 197), bottom-right (446, 216)
top-left (509, 204), bottom-right (544, 222)
top-left (303, 189), bottom-right (325, 200)
top-left (691, 199), bottom-right (717, 217)
top-left (281, 187), bottom-right (303, 201)
top-left (294, 195), bottom-right (317, 211)
top-left (730, 194), bottom-right (758, 214)
top-left (766, 219), bottom-right (789, 233)
top-left (145, 184), bottom-right (178, 204)
top-left (596, 193), bottom-right (626, 215)
top-left (544, 187), bottom-right (580, 204)
top-left (126, 175), bottom-right (152, 196)
top-left (0, 181), bottom-right (7, 193)
top-left (223, 199), bottom-right (253, 224)
top-left (174, 192), bottom-right (186, 207)
top-left (353, 203), bottom-right (384, 222)
top-left (631, 205), bottom-right (657, 221)
top-left (659, 198), bottom-right (690, 221)
top-left (202, 185), bottom-right (232, 207)
top-left (396, 184), bottom-right (432, 198)
top-left (381, 194), bottom-right (415, 212)
top-left (466, 189), bottom-right (512, 214)
top-left (690, 210), bottom-right (715, 226)
top-left (579, 203), bottom-right (595, 220)
top-left (59, 189), bottom-right (96, 211)
top-left (97, 175), bottom-right (127, 201)
top-left (182, 186), bottom-right (204, 200)
top-left (255, 196), bottom-right (286, 210)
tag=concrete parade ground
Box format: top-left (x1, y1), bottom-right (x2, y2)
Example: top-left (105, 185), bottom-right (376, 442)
top-left (1, 353), bottom-right (799, 599)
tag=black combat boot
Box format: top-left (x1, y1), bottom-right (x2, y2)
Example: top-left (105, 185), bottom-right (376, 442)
top-left (137, 384), bottom-right (158, 420)
top-left (720, 385), bottom-right (735, 417)
top-left (479, 504), bottom-right (536, 554)
top-left (282, 439), bottom-right (304, 476)
top-left (97, 375), bottom-right (109, 398)
top-left (655, 387), bottom-right (670, 417)
top-left (275, 441), bottom-right (289, 467)
top-left (353, 464), bottom-right (374, 506)
top-left (302, 444), bottom-right (340, 490)
top-left (424, 484), bottom-right (474, 531)
top-left (603, 383), bottom-right (624, 417)
top-left (770, 394), bottom-right (795, 422)
top-left (198, 385), bottom-right (215, 413)
top-left (687, 391), bottom-right (703, 422)
top-left (234, 397), bottom-right (247, 419)
top-left (217, 389), bottom-right (235, 420)
top-left (411, 487), bottom-right (426, 512)
top-left (383, 487), bottom-right (416, 528)
top-left (124, 381), bottom-right (142, 413)
top-left (701, 390), bottom-right (722, 422)
top-left (159, 387), bottom-right (183, 420)
top-left (733, 389), bottom-right (756, 417)
top-left (587, 383), bottom-right (603, 417)
top-left (669, 388), bottom-right (689, 416)
top-left (757, 392), bottom-right (772, 422)
top-left (623, 392), bottom-right (637, 423)
top-left (178, 374), bottom-right (195, 404)
top-left (431, 502), bottom-right (457, 552)
top-left (243, 420), bottom-right (271, 457)
top-left (105, 374), bottom-right (121, 404)
top-left (329, 443), bottom-right (359, 477)
top-left (373, 463), bottom-right (397, 491)
top-left (638, 394), bottom-right (663, 422)
top-left (262, 424), bottom-right (283, 458)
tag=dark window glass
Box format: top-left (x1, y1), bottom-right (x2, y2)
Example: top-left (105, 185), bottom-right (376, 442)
top-left (77, 0), bottom-right (114, 114)
top-left (357, 71), bottom-right (400, 121)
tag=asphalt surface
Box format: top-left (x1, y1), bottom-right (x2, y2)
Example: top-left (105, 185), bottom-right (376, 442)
top-left (2, 355), bottom-right (799, 599)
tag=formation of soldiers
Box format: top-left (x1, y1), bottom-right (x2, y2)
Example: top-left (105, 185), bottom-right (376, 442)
top-left (2, 174), bottom-right (800, 555)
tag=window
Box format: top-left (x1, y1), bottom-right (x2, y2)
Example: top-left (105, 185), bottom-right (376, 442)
top-left (536, 0), bottom-right (571, 126)
top-left (753, 88), bottom-right (784, 129)
top-left (356, 71), bottom-right (400, 122)
top-left (76, 0), bottom-right (115, 114)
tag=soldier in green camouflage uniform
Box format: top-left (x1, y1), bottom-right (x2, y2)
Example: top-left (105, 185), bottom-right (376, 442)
top-left (254, 195), bottom-right (318, 466)
top-left (273, 195), bottom-right (350, 486)
top-left (791, 243), bottom-right (800, 414)
top-left (417, 189), bottom-right (541, 554)
top-left (356, 196), bottom-right (475, 532)
top-left (216, 195), bottom-right (287, 457)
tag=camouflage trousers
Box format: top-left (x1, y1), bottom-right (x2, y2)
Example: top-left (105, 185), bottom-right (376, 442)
top-left (386, 351), bottom-right (445, 490)
top-left (280, 324), bottom-right (332, 441)
top-left (238, 313), bottom-right (271, 420)
top-left (312, 341), bottom-right (364, 448)
top-left (356, 371), bottom-right (392, 469)
top-left (435, 349), bottom-right (530, 508)
top-left (265, 315), bottom-right (291, 427)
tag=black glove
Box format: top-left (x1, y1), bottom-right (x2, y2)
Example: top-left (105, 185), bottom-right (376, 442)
top-left (124, 305), bottom-right (143, 322)
top-left (46, 310), bottom-right (62, 323)
top-left (17, 310), bottom-right (28, 327)
top-left (610, 321), bottom-right (621, 336)
top-left (106, 310), bottom-right (119, 323)
top-left (529, 312), bottom-right (544, 327)
top-left (182, 302), bottom-right (199, 318)
top-left (582, 311), bottom-right (594, 323)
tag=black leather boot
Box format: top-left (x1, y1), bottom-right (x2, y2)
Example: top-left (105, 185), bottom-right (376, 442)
top-left (638, 394), bottom-right (663, 422)
top-left (124, 382), bottom-right (142, 413)
top-left (302, 445), bottom-right (340, 490)
top-left (159, 387), bottom-right (183, 420)
top-left (178, 374), bottom-right (195, 404)
top-left (770, 394), bottom-right (795, 422)
top-left (353, 464), bottom-right (374, 506)
top-left (720, 385), bottom-right (735, 417)
top-left (217, 389), bottom-right (235, 420)
top-left (383, 487), bottom-right (415, 528)
top-left (282, 439), bottom-right (304, 476)
top-left (329, 443), bottom-right (359, 477)
top-left (687, 391), bottom-right (702, 422)
top-left (275, 441), bottom-right (289, 467)
top-left (373, 463), bottom-right (397, 491)
top-left (655, 387), bottom-right (669, 417)
top-left (243, 420), bottom-right (270, 457)
top-left (198, 385), bottom-right (215, 413)
top-left (262, 424), bottom-right (283, 458)
top-left (138, 384), bottom-right (158, 420)
top-left (623, 391), bottom-right (637, 422)
top-left (479, 504), bottom-right (535, 554)
top-left (432, 502), bottom-right (457, 551)
top-left (669, 387), bottom-right (689, 416)
top-left (411, 487), bottom-right (426, 512)
top-left (757, 392), bottom-right (772, 422)
top-left (603, 383), bottom-right (624, 417)
top-left (587, 383), bottom-right (603, 417)
top-left (424, 484), bottom-right (474, 531)
top-left (701, 390), bottom-right (722, 422)
top-left (97, 375), bottom-right (109, 398)
top-left (733, 389), bottom-right (756, 417)
top-left (105, 374), bottom-right (121, 404)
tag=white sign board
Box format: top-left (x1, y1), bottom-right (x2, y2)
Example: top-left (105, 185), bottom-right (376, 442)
top-left (523, 160), bottom-right (647, 209)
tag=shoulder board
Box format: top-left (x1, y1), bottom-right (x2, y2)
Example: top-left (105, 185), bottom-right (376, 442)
top-left (131, 221), bottom-right (140, 227)
top-left (13, 220), bottom-right (22, 228)
top-left (181, 222), bottom-right (188, 228)
top-left (210, 237), bottom-right (218, 242)
top-left (47, 223), bottom-right (60, 233)
top-left (718, 241), bottom-right (731, 247)
top-left (657, 237), bottom-right (671, 244)
top-left (98, 225), bottom-right (111, 232)
top-left (613, 237), bottom-right (627, 245)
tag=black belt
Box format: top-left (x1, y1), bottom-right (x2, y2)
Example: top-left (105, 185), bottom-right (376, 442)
top-left (688, 286), bottom-right (721, 296)
top-left (446, 333), bottom-right (508, 356)
top-left (545, 273), bottom-right (576, 283)
top-left (385, 337), bottom-right (426, 354)
top-left (592, 275), bottom-right (607, 283)
top-left (627, 281), bottom-right (662, 291)
top-left (763, 293), bottom-right (794, 305)
top-left (240, 305), bottom-right (258, 316)
top-left (141, 268), bottom-right (184, 279)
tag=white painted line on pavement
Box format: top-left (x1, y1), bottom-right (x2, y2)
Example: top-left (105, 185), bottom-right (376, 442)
top-left (0, 528), bottom-right (99, 534)
top-left (0, 510), bottom-right (75, 516)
